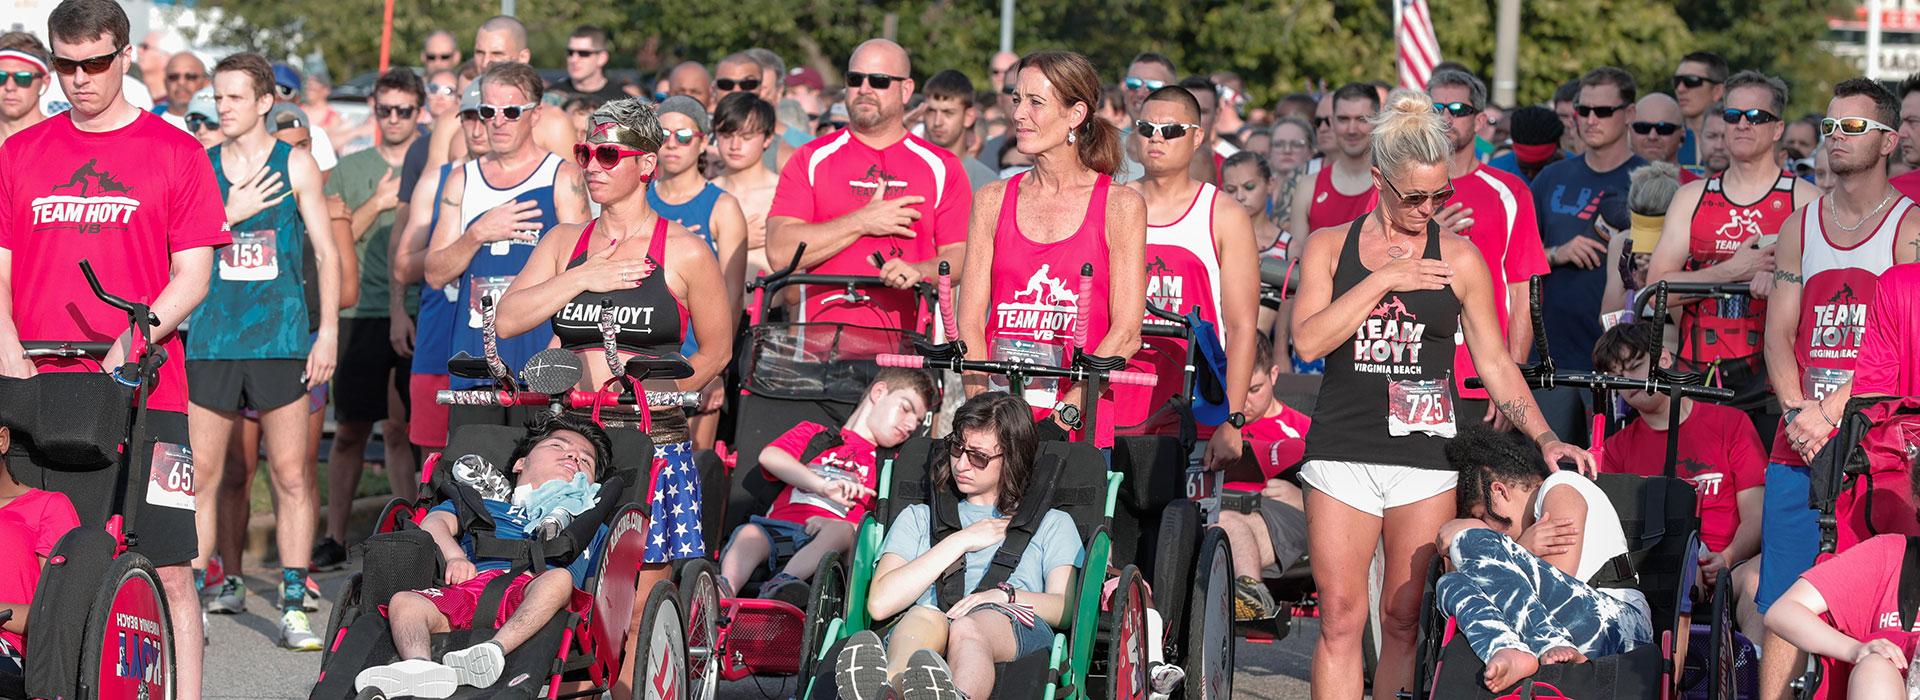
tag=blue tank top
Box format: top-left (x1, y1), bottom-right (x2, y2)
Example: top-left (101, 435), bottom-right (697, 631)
top-left (411, 163), bottom-right (458, 376)
top-left (189, 141), bottom-right (309, 360)
top-left (645, 182), bottom-right (723, 253)
top-left (448, 155), bottom-right (562, 389)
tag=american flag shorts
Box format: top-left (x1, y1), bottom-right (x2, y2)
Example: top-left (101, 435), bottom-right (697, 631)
top-left (644, 440), bottom-right (706, 563)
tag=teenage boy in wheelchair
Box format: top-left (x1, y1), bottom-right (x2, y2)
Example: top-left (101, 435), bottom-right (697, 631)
top-left (353, 416), bottom-right (612, 699)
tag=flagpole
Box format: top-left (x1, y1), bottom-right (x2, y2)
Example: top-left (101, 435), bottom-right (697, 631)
top-left (1392, 0), bottom-right (1404, 84)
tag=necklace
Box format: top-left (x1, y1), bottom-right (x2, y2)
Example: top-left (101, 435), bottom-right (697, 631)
top-left (1831, 191), bottom-right (1895, 233)
top-left (1377, 210), bottom-right (1412, 259)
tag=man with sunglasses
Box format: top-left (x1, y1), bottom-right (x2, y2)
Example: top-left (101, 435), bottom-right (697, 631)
top-left (0, 36), bottom-right (49, 148)
top-left (0, 1), bottom-right (231, 695)
top-left (553, 25), bottom-right (629, 106)
top-left (1530, 66), bottom-right (1649, 444)
top-left (1672, 51), bottom-right (1730, 172)
top-left (425, 17), bottom-right (574, 169)
top-left (1425, 69), bottom-right (1549, 433)
top-left (1286, 82), bottom-right (1380, 247)
top-left (184, 86), bottom-right (220, 148)
top-left (1115, 52), bottom-right (1179, 182)
top-left (154, 50), bottom-right (205, 133)
top-left (1752, 77), bottom-right (1920, 700)
top-left (1629, 92), bottom-right (1694, 180)
top-left (766, 38), bottom-right (970, 331)
top-left (716, 52), bottom-right (798, 174)
top-left (1649, 70), bottom-right (1812, 445)
top-left (420, 30), bottom-right (462, 73)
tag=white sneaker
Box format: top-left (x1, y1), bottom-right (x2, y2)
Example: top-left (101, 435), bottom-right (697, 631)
top-left (279, 610), bottom-right (323, 652)
top-left (441, 640), bottom-right (507, 689)
top-left (355, 658), bottom-right (459, 699)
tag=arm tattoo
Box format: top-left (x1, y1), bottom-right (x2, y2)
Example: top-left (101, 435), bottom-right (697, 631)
top-left (1497, 398), bottom-right (1531, 429)
top-left (441, 190), bottom-right (459, 207)
top-left (1773, 269), bottom-right (1804, 285)
top-left (1907, 237), bottom-right (1920, 263)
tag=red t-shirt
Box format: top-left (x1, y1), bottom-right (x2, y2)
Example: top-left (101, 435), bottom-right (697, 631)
top-left (761, 421), bottom-right (881, 525)
top-left (1451, 165), bottom-right (1549, 399)
top-left (769, 130), bottom-right (971, 330)
top-left (1225, 401), bottom-right (1315, 492)
top-left (0, 112), bottom-right (230, 413)
top-left (1800, 534), bottom-right (1920, 700)
top-left (1599, 401), bottom-right (1764, 553)
top-left (1891, 170), bottom-right (1920, 205)
top-left (0, 488), bottom-right (80, 654)
top-left (1855, 263), bottom-right (1920, 397)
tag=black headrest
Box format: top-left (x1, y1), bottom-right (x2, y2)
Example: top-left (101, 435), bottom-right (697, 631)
top-left (884, 437), bottom-right (1109, 544)
top-left (0, 373), bottom-right (132, 466)
top-left (437, 421), bottom-right (652, 504)
top-left (1112, 435), bottom-right (1186, 512)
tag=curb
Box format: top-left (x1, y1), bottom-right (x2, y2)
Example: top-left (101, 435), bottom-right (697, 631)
top-left (240, 494), bottom-right (393, 564)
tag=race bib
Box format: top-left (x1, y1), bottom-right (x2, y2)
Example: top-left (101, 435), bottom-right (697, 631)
top-left (145, 442), bottom-right (195, 511)
top-left (467, 275), bottom-right (515, 329)
top-left (1803, 367), bottom-right (1854, 403)
top-left (1387, 377), bottom-right (1457, 438)
top-left (989, 337), bottom-right (1064, 409)
top-left (218, 229), bottom-right (279, 282)
top-left (787, 464), bottom-right (860, 518)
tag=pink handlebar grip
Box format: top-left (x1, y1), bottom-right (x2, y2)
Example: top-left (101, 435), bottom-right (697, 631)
top-left (1074, 265), bottom-right (1092, 349)
top-left (876, 353), bottom-right (926, 368)
top-left (938, 273), bottom-right (959, 342)
top-left (1107, 370), bottom-right (1159, 387)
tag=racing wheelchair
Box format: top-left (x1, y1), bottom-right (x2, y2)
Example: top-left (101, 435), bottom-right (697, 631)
top-left (0, 262), bottom-right (178, 700)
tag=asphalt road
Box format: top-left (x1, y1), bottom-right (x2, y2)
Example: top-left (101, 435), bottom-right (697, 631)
top-left (206, 564), bottom-right (1315, 699)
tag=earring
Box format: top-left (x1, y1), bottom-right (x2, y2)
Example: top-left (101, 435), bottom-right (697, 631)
top-left (1068, 130), bottom-right (1077, 144)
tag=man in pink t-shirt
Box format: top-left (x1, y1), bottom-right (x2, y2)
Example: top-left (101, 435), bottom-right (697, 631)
top-left (1427, 70), bottom-right (1551, 428)
top-left (0, 2), bottom-right (227, 694)
top-left (1854, 262), bottom-right (1920, 399)
top-left (765, 38), bottom-right (969, 332)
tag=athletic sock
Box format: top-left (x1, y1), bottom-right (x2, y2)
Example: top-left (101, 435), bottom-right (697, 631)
top-left (282, 567), bottom-right (307, 609)
top-left (193, 567), bottom-right (206, 592)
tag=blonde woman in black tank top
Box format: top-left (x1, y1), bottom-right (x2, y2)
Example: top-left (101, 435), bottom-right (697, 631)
top-left (1287, 90), bottom-right (1595, 700)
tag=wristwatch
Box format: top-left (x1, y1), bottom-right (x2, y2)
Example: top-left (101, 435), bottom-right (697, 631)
top-left (1053, 402), bottom-right (1083, 430)
top-left (1226, 412), bottom-right (1248, 429)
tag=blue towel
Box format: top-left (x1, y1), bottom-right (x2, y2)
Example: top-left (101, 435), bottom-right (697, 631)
top-left (518, 474), bottom-right (602, 536)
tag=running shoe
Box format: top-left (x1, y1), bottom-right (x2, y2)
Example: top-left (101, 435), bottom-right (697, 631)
top-left (204, 555), bottom-right (226, 590)
top-left (206, 577), bottom-right (246, 614)
top-left (896, 649), bottom-right (964, 700)
top-left (355, 658), bottom-right (457, 699)
top-left (1150, 661), bottom-right (1188, 698)
top-left (1232, 575), bottom-right (1279, 621)
top-left (441, 640), bottom-right (506, 690)
top-left (834, 629), bottom-right (891, 700)
top-left (311, 537), bottom-right (348, 571)
top-left (280, 609), bottom-right (323, 651)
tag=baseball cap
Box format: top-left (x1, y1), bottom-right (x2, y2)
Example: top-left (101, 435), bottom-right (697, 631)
top-left (267, 103), bottom-right (309, 133)
top-left (187, 87), bottom-right (216, 120)
top-left (458, 80), bottom-right (482, 114)
top-left (271, 63), bottom-right (302, 96)
top-left (824, 103), bottom-right (849, 124)
top-left (655, 95), bottom-right (710, 134)
top-left (787, 67), bottom-right (824, 92)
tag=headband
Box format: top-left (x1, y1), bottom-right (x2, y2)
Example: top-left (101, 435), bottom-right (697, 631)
top-left (0, 49), bottom-right (48, 74)
top-left (1629, 212), bottom-right (1665, 255)
top-left (1511, 141), bottom-right (1559, 164)
top-left (587, 117), bottom-right (662, 153)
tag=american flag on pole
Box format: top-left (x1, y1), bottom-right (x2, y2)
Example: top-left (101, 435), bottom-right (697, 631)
top-left (1396, 0), bottom-right (1442, 90)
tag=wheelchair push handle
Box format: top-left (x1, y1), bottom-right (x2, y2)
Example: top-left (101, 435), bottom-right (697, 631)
top-left (1462, 371), bottom-right (1736, 401)
top-left (436, 388), bottom-right (701, 409)
top-left (875, 353), bottom-right (1158, 387)
top-left (1633, 280), bottom-right (1754, 318)
top-left (20, 340), bottom-right (115, 358)
top-left (938, 260), bottom-right (959, 343)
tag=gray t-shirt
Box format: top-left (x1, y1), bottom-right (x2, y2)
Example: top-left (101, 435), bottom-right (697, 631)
top-left (964, 158), bottom-right (999, 192)
top-left (880, 501), bottom-right (1084, 611)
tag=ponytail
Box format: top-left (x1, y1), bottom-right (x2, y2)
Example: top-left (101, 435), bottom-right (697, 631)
top-left (1078, 116), bottom-right (1122, 177)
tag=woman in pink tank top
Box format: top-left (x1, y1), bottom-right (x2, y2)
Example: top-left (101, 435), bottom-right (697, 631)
top-left (957, 51), bottom-right (1148, 444)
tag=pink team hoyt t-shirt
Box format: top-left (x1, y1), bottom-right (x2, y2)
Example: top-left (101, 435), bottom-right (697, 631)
top-left (0, 112), bottom-right (230, 413)
top-left (1224, 401), bottom-right (1314, 492)
top-left (1450, 165), bottom-right (1549, 399)
top-left (1799, 534), bottom-right (1920, 700)
top-left (1854, 263), bottom-right (1920, 398)
top-left (761, 421), bottom-right (881, 525)
top-left (0, 488), bottom-right (80, 654)
top-left (768, 129), bottom-right (971, 331)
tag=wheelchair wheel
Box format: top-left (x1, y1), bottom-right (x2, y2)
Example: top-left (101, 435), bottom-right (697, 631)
top-left (677, 559), bottom-right (721, 700)
top-left (321, 572), bottom-right (364, 668)
top-left (1102, 566), bottom-right (1151, 700)
top-left (1152, 499), bottom-right (1200, 660)
top-left (76, 553), bottom-right (173, 700)
top-left (1181, 527), bottom-right (1235, 700)
top-left (799, 549), bottom-right (848, 683)
top-left (632, 579), bottom-right (687, 700)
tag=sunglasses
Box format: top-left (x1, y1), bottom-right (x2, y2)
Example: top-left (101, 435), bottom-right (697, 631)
top-left (573, 142), bottom-right (648, 170)
top-left (1573, 103), bottom-right (1626, 118)
top-left (566, 49), bottom-right (601, 58)
top-left (1673, 74), bottom-right (1721, 89)
top-left (1821, 116), bottom-right (1896, 137)
top-left (1123, 75), bottom-right (1166, 91)
top-left (423, 52), bottom-right (457, 62)
top-left (946, 437), bottom-right (1004, 470)
top-left (1134, 120), bottom-right (1200, 140)
top-left (1631, 121), bottom-right (1681, 136)
top-left (164, 71), bottom-right (203, 83)
top-left (1721, 107), bottom-right (1781, 125)
top-left (477, 102), bottom-right (537, 121)
top-left (186, 114), bottom-right (215, 131)
top-left (374, 104), bottom-right (418, 120)
top-left (1433, 101), bottom-right (1479, 117)
top-left (715, 77), bottom-right (761, 92)
top-left (1272, 139), bottom-right (1310, 152)
top-left (274, 84), bottom-right (297, 100)
top-left (845, 71), bottom-right (904, 90)
top-left (1000, 85), bottom-right (1016, 96)
top-left (1314, 116), bottom-right (1331, 129)
top-left (819, 120), bottom-right (849, 132)
top-left (50, 47), bottom-right (121, 76)
top-left (665, 127), bottom-right (702, 145)
top-left (1381, 176), bottom-right (1455, 209)
top-left (4, 71), bottom-right (40, 88)
top-left (427, 83), bottom-right (458, 97)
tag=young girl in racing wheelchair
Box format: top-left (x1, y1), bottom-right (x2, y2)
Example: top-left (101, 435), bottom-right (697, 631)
top-left (833, 392), bottom-right (1084, 700)
top-left (1436, 424), bottom-right (1653, 693)
top-left (353, 416), bottom-right (612, 699)
top-left (0, 425), bottom-right (80, 687)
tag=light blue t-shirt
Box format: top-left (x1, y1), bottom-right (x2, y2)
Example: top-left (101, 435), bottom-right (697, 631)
top-left (880, 501), bottom-right (1084, 611)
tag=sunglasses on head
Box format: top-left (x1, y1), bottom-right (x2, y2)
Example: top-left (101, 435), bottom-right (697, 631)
top-left (185, 114), bottom-right (215, 131)
top-left (50, 47), bottom-right (120, 76)
top-left (573, 142), bottom-right (648, 170)
top-left (477, 102), bottom-right (537, 121)
top-left (424, 52), bottom-right (456, 62)
top-left (1722, 107), bottom-right (1781, 125)
top-left (1134, 120), bottom-right (1200, 140)
top-left (1821, 116), bottom-right (1896, 137)
top-left (946, 437), bottom-right (1004, 469)
top-left (715, 77), bottom-right (761, 92)
top-left (1123, 75), bottom-right (1166, 91)
top-left (1381, 176), bottom-right (1455, 209)
top-left (845, 71), bottom-right (904, 90)
top-left (164, 71), bottom-right (202, 83)
top-left (665, 127), bottom-right (702, 145)
top-left (1433, 101), bottom-right (1479, 117)
top-left (1673, 74), bottom-right (1721, 89)
top-left (1573, 103), bottom-right (1626, 119)
top-left (3, 71), bottom-right (41, 88)
top-left (374, 104), bottom-right (418, 120)
top-left (1631, 120), bottom-right (1681, 136)
top-left (566, 49), bottom-right (601, 58)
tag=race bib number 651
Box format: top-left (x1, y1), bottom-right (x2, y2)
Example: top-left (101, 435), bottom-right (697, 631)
top-left (146, 442), bottom-right (195, 511)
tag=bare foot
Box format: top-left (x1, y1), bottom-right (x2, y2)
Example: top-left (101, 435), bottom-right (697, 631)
top-left (1483, 647), bottom-right (1541, 692)
top-left (1540, 646), bottom-right (1588, 665)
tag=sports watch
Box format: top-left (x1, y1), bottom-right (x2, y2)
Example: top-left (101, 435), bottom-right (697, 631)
top-left (1226, 412), bottom-right (1248, 429)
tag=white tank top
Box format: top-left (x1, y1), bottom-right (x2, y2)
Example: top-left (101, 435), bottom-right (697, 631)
top-left (1533, 471), bottom-right (1651, 616)
top-left (1799, 195), bottom-right (1907, 281)
top-left (1144, 182), bottom-right (1225, 339)
top-left (459, 153), bottom-right (563, 231)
